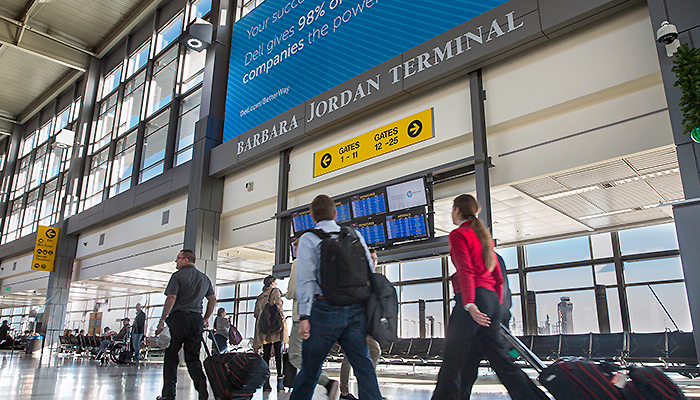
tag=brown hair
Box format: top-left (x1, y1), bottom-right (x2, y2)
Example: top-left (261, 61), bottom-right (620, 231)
top-left (453, 194), bottom-right (496, 272)
top-left (180, 249), bottom-right (196, 263)
top-left (310, 194), bottom-right (335, 222)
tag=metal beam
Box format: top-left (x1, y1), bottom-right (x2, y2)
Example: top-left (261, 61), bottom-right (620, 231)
top-left (18, 69), bottom-right (84, 124)
top-left (96, 0), bottom-right (166, 58)
top-left (15, 0), bottom-right (45, 46)
top-left (0, 14), bottom-right (95, 58)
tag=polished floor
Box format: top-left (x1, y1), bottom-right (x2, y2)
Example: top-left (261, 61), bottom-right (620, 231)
top-left (2, 350), bottom-right (699, 399)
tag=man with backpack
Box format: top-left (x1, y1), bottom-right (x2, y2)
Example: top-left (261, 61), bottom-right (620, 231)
top-left (290, 194), bottom-right (383, 400)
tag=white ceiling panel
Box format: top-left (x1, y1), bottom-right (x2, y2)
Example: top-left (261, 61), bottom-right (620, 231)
top-left (513, 177), bottom-right (568, 197)
top-left (581, 181), bottom-right (664, 211)
top-left (626, 147), bottom-right (678, 174)
top-left (543, 196), bottom-right (604, 218)
top-left (613, 207), bottom-right (673, 224)
top-left (580, 216), bottom-right (623, 229)
top-left (554, 160), bottom-right (636, 189)
top-left (648, 173), bottom-right (685, 202)
top-left (0, 1), bottom-right (26, 16)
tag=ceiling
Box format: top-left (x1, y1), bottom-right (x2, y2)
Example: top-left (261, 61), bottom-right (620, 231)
top-left (0, 0), bottom-right (168, 136)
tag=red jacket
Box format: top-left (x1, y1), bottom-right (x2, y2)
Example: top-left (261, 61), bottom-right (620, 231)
top-left (449, 221), bottom-right (503, 307)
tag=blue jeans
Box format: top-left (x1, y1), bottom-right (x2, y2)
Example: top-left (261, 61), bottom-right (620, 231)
top-left (132, 333), bottom-right (143, 362)
top-left (290, 298), bottom-right (381, 400)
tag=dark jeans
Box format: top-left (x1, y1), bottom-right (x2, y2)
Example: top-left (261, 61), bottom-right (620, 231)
top-left (290, 298), bottom-right (382, 400)
top-left (263, 341), bottom-right (282, 376)
top-left (162, 311), bottom-right (208, 400)
top-left (432, 289), bottom-right (548, 400)
top-left (132, 333), bottom-right (143, 362)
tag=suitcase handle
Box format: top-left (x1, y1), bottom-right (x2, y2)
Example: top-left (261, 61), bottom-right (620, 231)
top-left (202, 329), bottom-right (222, 357)
top-left (500, 324), bottom-right (546, 373)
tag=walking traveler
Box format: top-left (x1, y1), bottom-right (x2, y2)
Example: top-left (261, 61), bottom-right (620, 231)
top-left (132, 303), bottom-right (146, 363)
top-left (213, 307), bottom-right (230, 354)
top-left (254, 275), bottom-right (288, 392)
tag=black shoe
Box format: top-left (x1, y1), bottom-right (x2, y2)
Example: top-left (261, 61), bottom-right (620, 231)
top-left (156, 396), bottom-right (174, 400)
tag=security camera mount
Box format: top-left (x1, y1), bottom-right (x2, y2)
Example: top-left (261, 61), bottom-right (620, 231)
top-left (656, 21), bottom-right (680, 57)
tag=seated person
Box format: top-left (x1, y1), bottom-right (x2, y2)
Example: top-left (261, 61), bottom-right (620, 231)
top-left (96, 318), bottom-right (130, 357)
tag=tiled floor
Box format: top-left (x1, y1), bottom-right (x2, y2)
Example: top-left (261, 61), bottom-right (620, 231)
top-left (2, 350), bottom-right (699, 399)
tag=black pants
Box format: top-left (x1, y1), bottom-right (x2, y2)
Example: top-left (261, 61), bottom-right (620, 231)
top-left (263, 341), bottom-right (283, 377)
top-left (432, 289), bottom-right (548, 400)
top-left (162, 311), bottom-right (208, 400)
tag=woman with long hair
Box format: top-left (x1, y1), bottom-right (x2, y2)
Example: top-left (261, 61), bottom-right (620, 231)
top-left (212, 307), bottom-right (230, 354)
top-left (431, 194), bottom-right (548, 400)
top-left (254, 274), bottom-right (288, 392)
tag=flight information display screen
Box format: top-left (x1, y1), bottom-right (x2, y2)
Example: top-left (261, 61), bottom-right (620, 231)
top-left (292, 210), bottom-right (315, 233)
top-left (351, 191), bottom-right (387, 218)
top-left (385, 208), bottom-right (428, 241)
top-left (386, 178), bottom-right (427, 212)
top-left (335, 200), bottom-right (352, 223)
top-left (352, 218), bottom-right (387, 246)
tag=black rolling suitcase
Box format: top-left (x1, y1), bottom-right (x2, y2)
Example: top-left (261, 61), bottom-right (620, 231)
top-left (282, 351), bottom-right (297, 388)
top-left (202, 331), bottom-right (270, 400)
top-left (500, 324), bottom-right (623, 400)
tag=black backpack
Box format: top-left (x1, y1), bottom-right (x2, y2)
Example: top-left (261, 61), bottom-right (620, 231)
top-left (258, 289), bottom-right (284, 335)
top-left (311, 227), bottom-right (371, 306)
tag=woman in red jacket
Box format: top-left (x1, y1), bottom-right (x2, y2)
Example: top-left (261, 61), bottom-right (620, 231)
top-left (431, 194), bottom-right (547, 400)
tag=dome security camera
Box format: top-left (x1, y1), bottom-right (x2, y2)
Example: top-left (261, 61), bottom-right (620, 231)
top-left (656, 21), bottom-right (680, 57)
top-left (656, 21), bottom-right (678, 45)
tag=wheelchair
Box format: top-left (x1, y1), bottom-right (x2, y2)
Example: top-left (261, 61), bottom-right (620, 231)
top-left (95, 331), bottom-right (133, 364)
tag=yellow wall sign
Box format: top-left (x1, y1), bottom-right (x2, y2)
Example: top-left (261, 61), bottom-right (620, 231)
top-left (31, 226), bottom-right (59, 272)
top-left (313, 108), bottom-right (434, 177)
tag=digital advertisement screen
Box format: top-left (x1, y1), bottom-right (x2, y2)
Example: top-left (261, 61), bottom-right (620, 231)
top-left (351, 190), bottom-right (387, 219)
top-left (386, 178), bottom-right (427, 212)
top-left (385, 208), bottom-right (428, 241)
top-left (352, 218), bottom-right (387, 246)
top-left (223, 0), bottom-right (508, 141)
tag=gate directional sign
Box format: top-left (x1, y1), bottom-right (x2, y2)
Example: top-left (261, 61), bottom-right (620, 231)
top-left (313, 108), bottom-right (434, 177)
top-left (31, 226), bottom-right (59, 272)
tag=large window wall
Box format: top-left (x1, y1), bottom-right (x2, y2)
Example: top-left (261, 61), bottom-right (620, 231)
top-left (77, 0), bottom-right (212, 213)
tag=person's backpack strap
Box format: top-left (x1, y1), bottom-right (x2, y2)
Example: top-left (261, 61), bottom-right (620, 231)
top-left (310, 229), bottom-right (329, 239)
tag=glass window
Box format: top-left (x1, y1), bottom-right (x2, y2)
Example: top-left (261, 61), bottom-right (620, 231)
top-left (590, 233), bottom-right (613, 258)
top-left (46, 146), bottom-right (65, 181)
top-left (29, 144), bottom-right (47, 189)
top-left (81, 147), bottom-right (109, 211)
top-left (605, 287), bottom-right (623, 333)
top-left (384, 263), bottom-right (399, 283)
top-left (401, 258), bottom-right (442, 280)
top-left (21, 189), bottom-right (39, 237)
top-left (39, 179), bottom-right (59, 226)
top-left (127, 41), bottom-right (151, 77)
top-left (217, 285), bottom-right (236, 300)
top-left (181, 48), bottom-right (206, 93)
top-left (237, 313), bottom-right (256, 339)
top-left (424, 301), bottom-right (445, 338)
top-left (623, 257), bottom-right (685, 284)
top-left (20, 132), bottom-right (35, 158)
top-left (92, 93), bottom-right (118, 153)
top-left (400, 282), bottom-right (442, 303)
top-left (176, 88), bottom-right (201, 166)
top-left (147, 47), bottom-right (178, 116)
top-left (619, 223), bottom-right (678, 255)
top-left (109, 132), bottom-right (137, 197)
top-left (12, 156), bottom-right (30, 199)
top-left (101, 64), bottom-right (123, 99)
top-left (400, 303), bottom-right (419, 337)
top-left (54, 107), bottom-right (71, 134)
top-left (71, 98), bottom-right (82, 122)
top-left (526, 236), bottom-right (591, 266)
top-left (507, 271), bottom-right (520, 294)
top-left (496, 246), bottom-right (518, 270)
top-left (509, 294), bottom-right (523, 335)
top-left (140, 110), bottom-right (170, 183)
top-left (38, 121), bottom-right (52, 144)
top-left (118, 71), bottom-right (146, 135)
top-left (527, 266), bottom-right (593, 292)
top-left (3, 199), bottom-right (23, 244)
top-left (627, 282), bottom-right (691, 332)
top-left (594, 264), bottom-right (617, 286)
top-left (191, 0), bottom-right (212, 20)
top-left (535, 290), bottom-right (599, 334)
top-left (155, 14), bottom-right (183, 55)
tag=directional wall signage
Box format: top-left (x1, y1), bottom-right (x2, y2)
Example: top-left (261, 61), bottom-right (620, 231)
top-left (313, 108), bottom-right (434, 177)
top-left (31, 226), bottom-right (59, 272)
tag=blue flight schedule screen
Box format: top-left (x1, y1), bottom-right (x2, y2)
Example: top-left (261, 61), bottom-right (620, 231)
top-left (386, 211), bottom-right (428, 240)
top-left (351, 192), bottom-right (386, 218)
top-left (335, 202), bottom-right (351, 223)
top-left (292, 212), bottom-right (315, 233)
top-left (354, 221), bottom-right (387, 245)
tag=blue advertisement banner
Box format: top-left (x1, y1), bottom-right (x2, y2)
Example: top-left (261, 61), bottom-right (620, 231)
top-left (224, 0), bottom-right (507, 142)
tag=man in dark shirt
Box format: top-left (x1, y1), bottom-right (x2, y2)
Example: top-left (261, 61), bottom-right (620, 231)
top-left (132, 303), bottom-right (146, 364)
top-left (0, 320), bottom-right (11, 348)
top-left (156, 249), bottom-right (216, 400)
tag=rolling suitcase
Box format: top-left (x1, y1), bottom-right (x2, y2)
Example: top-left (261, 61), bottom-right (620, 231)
top-left (202, 331), bottom-right (270, 400)
top-left (500, 324), bottom-right (623, 400)
top-left (282, 351), bottom-right (297, 388)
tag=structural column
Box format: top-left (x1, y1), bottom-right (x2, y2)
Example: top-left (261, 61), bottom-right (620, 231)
top-left (646, 0), bottom-right (700, 361)
top-left (469, 69), bottom-right (492, 231)
top-left (183, 0), bottom-right (236, 301)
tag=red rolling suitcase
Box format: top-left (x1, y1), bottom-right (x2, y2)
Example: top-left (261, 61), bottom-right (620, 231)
top-left (500, 324), bottom-right (623, 400)
top-left (202, 331), bottom-right (270, 400)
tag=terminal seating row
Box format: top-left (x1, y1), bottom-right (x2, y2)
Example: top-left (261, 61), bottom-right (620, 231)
top-left (347, 332), bottom-right (697, 375)
top-left (59, 335), bottom-right (102, 353)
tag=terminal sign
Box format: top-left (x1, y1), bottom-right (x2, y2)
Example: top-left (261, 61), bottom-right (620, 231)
top-left (31, 226), bottom-right (59, 272)
top-left (313, 108), bottom-right (434, 177)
